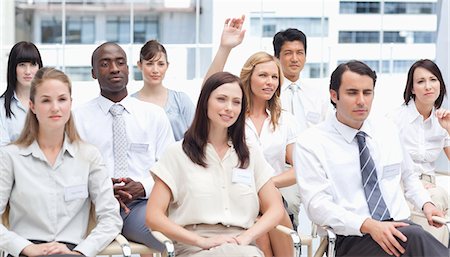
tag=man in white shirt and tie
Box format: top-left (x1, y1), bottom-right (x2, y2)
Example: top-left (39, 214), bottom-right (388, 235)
top-left (73, 42), bottom-right (175, 253)
top-left (272, 28), bottom-right (331, 226)
top-left (294, 60), bottom-right (448, 256)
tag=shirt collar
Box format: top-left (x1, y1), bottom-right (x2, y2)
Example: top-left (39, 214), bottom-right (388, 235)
top-left (330, 113), bottom-right (374, 144)
top-left (281, 77), bottom-right (301, 92)
top-left (18, 134), bottom-right (76, 160)
top-left (405, 101), bottom-right (436, 125)
top-left (98, 95), bottom-right (132, 115)
top-left (12, 91), bottom-right (27, 111)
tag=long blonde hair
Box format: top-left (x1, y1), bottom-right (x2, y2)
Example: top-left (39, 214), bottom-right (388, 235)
top-left (240, 51), bottom-right (283, 129)
top-left (14, 67), bottom-right (81, 147)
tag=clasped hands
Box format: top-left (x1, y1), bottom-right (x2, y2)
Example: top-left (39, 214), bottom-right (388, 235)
top-left (112, 177), bottom-right (145, 214)
top-left (22, 242), bottom-right (82, 256)
top-left (195, 233), bottom-right (253, 250)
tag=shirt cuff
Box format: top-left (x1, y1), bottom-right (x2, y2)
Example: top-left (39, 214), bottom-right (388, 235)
top-left (132, 175), bottom-right (154, 198)
top-left (9, 237), bottom-right (33, 257)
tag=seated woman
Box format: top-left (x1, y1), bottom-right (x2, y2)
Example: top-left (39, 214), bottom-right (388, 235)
top-left (0, 67), bottom-right (122, 257)
top-left (388, 59), bottom-right (450, 246)
top-left (146, 71), bottom-right (285, 257)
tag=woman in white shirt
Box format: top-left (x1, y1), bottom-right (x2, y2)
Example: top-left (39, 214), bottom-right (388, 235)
top-left (202, 16), bottom-right (298, 257)
top-left (388, 59), bottom-right (450, 245)
top-left (146, 71), bottom-right (284, 257)
top-left (0, 41), bottom-right (43, 146)
top-left (0, 67), bottom-right (122, 257)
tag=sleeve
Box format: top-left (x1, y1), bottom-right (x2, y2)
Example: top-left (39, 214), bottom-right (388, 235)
top-left (150, 144), bottom-right (180, 203)
top-left (251, 146), bottom-right (274, 192)
top-left (282, 111), bottom-right (301, 145)
top-left (74, 145), bottom-right (123, 256)
top-left (400, 143), bottom-right (432, 210)
top-left (294, 136), bottom-right (368, 236)
top-left (0, 117), bottom-right (11, 147)
top-left (179, 92), bottom-right (195, 129)
top-left (0, 148), bottom-right (34, 256)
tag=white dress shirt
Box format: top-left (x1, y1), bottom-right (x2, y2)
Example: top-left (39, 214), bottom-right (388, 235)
top-left (294, 114), bottom-right (431, 236)
top-left (280, 78), bottom-right (331, 133)
top-left (388, 101), bottom-right (450, 176)
top-left (245, 110), bottom-right (300, 175)
top-left (0, 93), bottom-right (28, 146)
top-left (73, 95), bottom-right (175, 198)
top-left (151, 142), bottom-right (273, 228)
top-left (0, 138), bottom-right (122, 257)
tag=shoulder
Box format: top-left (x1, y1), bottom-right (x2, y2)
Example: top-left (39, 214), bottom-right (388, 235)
top-left (169, 90), bottom-right (194, 104)
top-left (73, 97), bottom-right (99, 114)
top-left (128, 97), bottom-right (167, 117)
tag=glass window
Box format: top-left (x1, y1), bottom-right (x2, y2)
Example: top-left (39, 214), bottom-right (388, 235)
top-left (250, 17), bottom-right (328, 37)
top-left (340, 1), bottom-right (380, 14)
top-left (66, 16), bottom-right (95, 44)
top-left (393, 60), bottom-right (415, 73)
top-left (41, 17), bottom-right (62, 44)
top-left (304, 63), bottom-right (328, 78)
top-left (65, 66), bottom-right (92, 81)
top-left (384, 2), bottom-right (436, 14)
top-left (414, 31), bottom-right (435, 43)
top-left (106, 16), bottom-right (130, 43)
top-left (339, 31), bottom-right (379, 43)
top-left (383, 31), bottom-right (405, 43)
top-left (134, 16), bottom-right (159, 43)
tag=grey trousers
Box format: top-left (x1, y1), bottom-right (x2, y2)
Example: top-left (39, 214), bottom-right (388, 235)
top-left (335, 221), bottom-right (449, 257)
top-left (120, 198), bottom-right (166, 252)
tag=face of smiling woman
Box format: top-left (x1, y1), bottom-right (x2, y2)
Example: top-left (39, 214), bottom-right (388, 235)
top-left (207, 81), bottom-right (243, 132)
top-left (30, 78), bottom-right (72, 132)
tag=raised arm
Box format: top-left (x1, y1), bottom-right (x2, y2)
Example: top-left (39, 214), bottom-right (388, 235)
top-left (436, 108), bottom-right (450, 159)
top-left (202, 15), bottom-right (246, 86)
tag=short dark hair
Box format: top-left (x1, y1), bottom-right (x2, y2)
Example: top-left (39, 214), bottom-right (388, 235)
top-left (329, 60), bottom-right (377, 108)
top-left (139, 39), bottom-right (168, 63)
top-left (2, 41), bottom-right (43, 118)
top-left (182, 71), bottom-right (249, 168)
top-left (403, 59), bottom-right (446, 108)
top-left (273, 28), bottom-right (307, 58)
top-left (91, 42), bottom-right (126, 67)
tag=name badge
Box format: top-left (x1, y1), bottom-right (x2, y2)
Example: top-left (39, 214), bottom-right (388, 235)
top-left (130, 143), bottom-right (149, 153)
top-left (427, 136), bottom-right (442, 143)
top-left (64, 184), bottom-right (88, 201)
top-left (306, 112), bottom-right (321, 124)
top-left (383, 163), bottom-right (400, 178)
top-left (232, 168), bottom-right (254, 186)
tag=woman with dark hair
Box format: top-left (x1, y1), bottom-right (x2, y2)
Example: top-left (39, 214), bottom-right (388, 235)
top-left (1, 41), bottom-right (43, 146)
top-left (202, 16), bottom-right (298, 257)
top-left (0, 67), bottom-right (122, 256)
top-left (133, 39), bottom-right (195, 141)
top-left (146, 71), bottom-right (284, 257)
top-left (388, 59), bottom-right (450, 246)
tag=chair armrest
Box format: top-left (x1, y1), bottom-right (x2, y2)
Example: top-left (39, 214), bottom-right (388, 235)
top-left (276, 225), bottom-right (302, 257)
top-left (115, 234), bottom-right (132, 257)
top-left (432, 216), bottom-right (450, 234)
top-left (151, 231), bottom-right (175, 257)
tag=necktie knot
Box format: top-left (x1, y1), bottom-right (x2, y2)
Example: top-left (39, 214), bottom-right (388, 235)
top-left (289, 83), bottom-right (299, 93)
top-left (110, 104), bottom-right (125, 117)
top-left (356, 131), bottom-right (367, 145)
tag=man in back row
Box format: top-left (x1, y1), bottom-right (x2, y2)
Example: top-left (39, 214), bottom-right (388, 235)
top-left (74, 42), bottom-right (175, 252)
top-left (295, 60), bottom-right (448, 256)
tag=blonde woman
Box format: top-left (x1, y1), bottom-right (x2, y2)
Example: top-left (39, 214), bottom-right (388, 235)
top-left (0, 67), bottom-right (122, 256)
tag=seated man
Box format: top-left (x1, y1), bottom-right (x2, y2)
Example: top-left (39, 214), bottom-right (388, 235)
top-left (74, 42), bottom-right (175, 252)
top-left (294, 60), bottom-right (448, 256)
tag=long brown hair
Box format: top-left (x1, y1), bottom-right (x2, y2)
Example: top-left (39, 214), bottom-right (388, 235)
top-left (182, 71), bottom-right (249, 168)
top-left (240, 51), bottom-right (283, 130)
top-left (14, 67), bottom-right (81, 147)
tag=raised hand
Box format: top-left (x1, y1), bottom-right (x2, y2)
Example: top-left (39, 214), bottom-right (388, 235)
top-left (220, 15), bottom-right (246, 49)
top-left (436, 108), bottom-right (450, 133)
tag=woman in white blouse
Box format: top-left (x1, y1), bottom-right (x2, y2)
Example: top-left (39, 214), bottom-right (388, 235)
top-left (388, 59), bottom-right (450, 245)
top-left (0, 67), bottom-right (122, 257)
top-left (202, 16), bottom-right (298, 257)
top-left (146, 71), bottom-right (284, 257)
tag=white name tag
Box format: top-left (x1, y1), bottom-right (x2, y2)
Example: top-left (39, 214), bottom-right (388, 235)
top-left (130, 143), bottom-right (149, 153)
top-left (232, 168), bottom-right (254, 186)
top-left (383, 163), bottom-right (400, 178)
top-left (64, 184), bottom-right (88, 202)
top-left (306, 112), bottom-right (321, 124)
